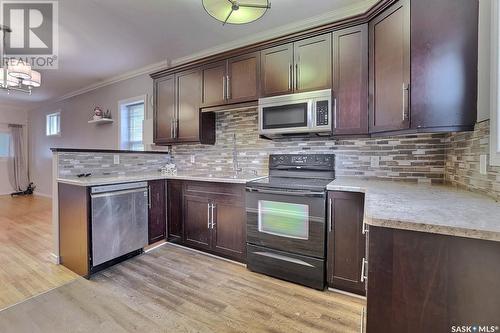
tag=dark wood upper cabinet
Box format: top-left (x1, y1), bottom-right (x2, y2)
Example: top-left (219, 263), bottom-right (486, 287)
top-left (327, 191), bottom-right (366, 296)
top-left (369, 0), bottom-right (477, 134)
top-left (261, 34), bottom-right (332, 97)
top-left (148, 180), bottom-right (166, 245)
top-left (294, 34), bottom-right (332, 93)
top-left (409, 0), bottom-right (478, 130)
top-left (227, 52), bottom-right (260, 104)
top-left (201, 61), bottom-right (226, 107)
top-left (154, 69), bottom-right (215, 145)
top-left (167, 180), bottom-right (183, 243)
top-left (261, 43), bottom-right (294, 97)
top-left (201, 53), bottom-right (261, 108)
top-left (332, 25), bottom-right (368, 135)
top-left (369, 0), bottom-right (410, 134)
top-left (176, 68), bottom-right (202, 143)
top-left (154, 75), bottom-right (176, 144)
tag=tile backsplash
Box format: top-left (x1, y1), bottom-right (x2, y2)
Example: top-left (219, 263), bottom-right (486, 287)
top-left (58, 152), bottom-right (172, 177)
top-left (171, 108), bottom-right (446, 184)
top-left (445, 120), bottom-right (500, 200)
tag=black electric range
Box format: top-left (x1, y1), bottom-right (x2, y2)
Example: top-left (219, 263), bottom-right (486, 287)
top-left (245, 154), bottom-right (335, 290)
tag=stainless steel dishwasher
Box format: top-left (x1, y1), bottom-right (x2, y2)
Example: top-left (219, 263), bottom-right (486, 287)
top-left (90, 182), bottom-right (149, 268)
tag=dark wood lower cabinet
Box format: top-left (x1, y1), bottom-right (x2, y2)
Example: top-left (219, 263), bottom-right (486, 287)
top-left (367, 226), bottom-right (500, 333)
top-left (167, 180), bottom-right (183, 243)
top-left (170, 181), bottom-right (246, 263)
top-left (184, 195), bottom-right (212, 250)
top-left (327, 191), bottom-right (366, 296)
top-left (148, 180), bottom-right (166, 244)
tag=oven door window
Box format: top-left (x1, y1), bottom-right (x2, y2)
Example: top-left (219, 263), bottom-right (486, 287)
top-left (258, 200), bottom-right (309, 240)
top-left (262, 103), bottom-right (308, 129)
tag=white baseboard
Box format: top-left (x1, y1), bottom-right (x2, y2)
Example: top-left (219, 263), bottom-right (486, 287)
top-left (35, 192), bottom-right (52, 198)
top-left (327, 287), bottom-right (367, 300)
top-left (49, 253), bottom-right (60, 264)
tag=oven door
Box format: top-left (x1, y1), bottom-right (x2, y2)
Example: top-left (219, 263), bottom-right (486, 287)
top-left (246, 187), bottom-right (326, 258)
top-left (259, 101), bottom-right (312, 135)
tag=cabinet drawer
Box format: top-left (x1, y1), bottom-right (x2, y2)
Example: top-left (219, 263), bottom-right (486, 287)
top-left (184, 181), bottom-right (244, 202)
top-left (247, 244), bottom-right (325, 290)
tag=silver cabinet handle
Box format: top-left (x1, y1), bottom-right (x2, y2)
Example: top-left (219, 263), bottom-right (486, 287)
top-left (328, 198), bottom-right (333, 232)
top-left (333, 97), bottom-right (338, 129)
top-left (402, 83), bottom-right (409, 121)
top-left (222, 76), bottom-right (226, 101)
top-left (226, 75), bottom-right (231, 100)
top-left (295, 63), bottom-right (299, 91)
top-left (362, 219), bottom-right (369, 235)
top-left (288, 63), bottom-right (292, 91)
top-left (148, 185), bottom-right (152, 209)
top-left (210, 203), bottom-right (215, 229)
top-left (207, 203), bottom-right (211, 229)
top-left (360, 258), bottom-right (368, 282)
top-left (170, 116), bottom-right (174, 139)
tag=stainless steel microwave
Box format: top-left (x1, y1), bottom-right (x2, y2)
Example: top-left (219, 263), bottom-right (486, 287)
top-left (258, 89), bottom-right (332, 138)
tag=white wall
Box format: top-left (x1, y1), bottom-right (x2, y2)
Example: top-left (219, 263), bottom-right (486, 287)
top-left (478, 0), bottom-right (492, 122)
top-left (28, 73), bottom-right (154, 197)
top-left (0, 108), bottom-right (28, 195)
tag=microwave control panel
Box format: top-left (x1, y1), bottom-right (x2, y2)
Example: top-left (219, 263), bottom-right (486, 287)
top-left (316, 100), bottom-right (329, 126)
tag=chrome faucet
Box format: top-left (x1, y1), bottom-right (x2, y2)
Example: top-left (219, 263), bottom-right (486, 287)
top-left (232, 133), bottom-right (242, 175)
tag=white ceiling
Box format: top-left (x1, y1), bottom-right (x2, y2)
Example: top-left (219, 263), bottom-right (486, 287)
top-left (0, 0), bottom-right (377, 112)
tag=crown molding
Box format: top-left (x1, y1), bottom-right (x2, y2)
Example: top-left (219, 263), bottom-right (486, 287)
top-left (46, 0), bottom-right (378, 104)
top-left (171, 0), bottom-right (379, 67)
top-left (54, 60), bottom-right (170, 103)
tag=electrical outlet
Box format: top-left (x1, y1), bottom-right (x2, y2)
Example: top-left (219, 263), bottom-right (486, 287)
top-left (370, 156), bottom-right (380, 168)
top-left (190, 155), bottom-right (196, 164)
top-left (113, 155), bottom-right (120, 165)
top-left (480, 155), bottom-right (488, 175)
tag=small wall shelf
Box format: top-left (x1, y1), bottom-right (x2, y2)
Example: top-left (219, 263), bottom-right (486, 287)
top-left (88, 118), bottom-right (114, 125)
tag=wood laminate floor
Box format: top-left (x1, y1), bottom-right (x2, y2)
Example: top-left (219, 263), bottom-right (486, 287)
top-left (0, 244), bottom-right (365, 333)
top-left (0, 195), bottom-right (77, 310)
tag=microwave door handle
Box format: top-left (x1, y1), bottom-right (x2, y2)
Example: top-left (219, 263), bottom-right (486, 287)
top-left (308, 100), bottom-right (315, 128)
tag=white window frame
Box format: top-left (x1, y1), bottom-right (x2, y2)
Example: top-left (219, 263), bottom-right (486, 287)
top-left (118, 95), bottom-right (147, 151)
top-left (46, 111), bottom-right (61, 137)
top-left (0, 128), bottom-right (11, 160)
top-left (491, 0), bottom-right (500, 166)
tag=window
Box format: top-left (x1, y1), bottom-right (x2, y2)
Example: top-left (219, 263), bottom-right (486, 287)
top-left (46, 112), bottom-right (61, 136)
top-left (0, 132), bottom-right (11, 158)
top-left (491, 0), bottom-right (500, 166)
top-left (120, 102), bottom-right (145, 151)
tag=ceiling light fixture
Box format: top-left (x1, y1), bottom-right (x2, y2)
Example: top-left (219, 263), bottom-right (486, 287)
top-left (202, 0), bottom-right (271, 25)
top-left (0, 25), bottom-right (42, 95)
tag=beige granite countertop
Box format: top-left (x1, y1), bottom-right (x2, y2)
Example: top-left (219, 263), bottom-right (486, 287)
top-left (327, 178), bottom-right (500, 242)
top-left (57, 171), bottom-right (265, 187)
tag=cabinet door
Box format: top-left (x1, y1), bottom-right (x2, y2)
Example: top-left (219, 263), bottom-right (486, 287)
top-left (201, 61), bottom-right (227, 107)
top-left (227, 52), bottom-right (260, 103)
top-left (183, 195), bottom-right (211, 250)
top-left (148, 180), bottom-right (166, 244)
top-left (327, 191), bottom-right (366, 296)
top-left (410, 0), bottom-right (478, 130)
top-left (167, 180), bottom-right (183, 243)
top-left (260, 44), bottom-right (294, 97)
top-left (294, 34), bottom-right (332, 93)
top-left (369, 0), bottom-right (410, 133)
top-left (176, 69), bottom-right (202, 142)
top-left (332, 25), bottom-right (369, 135)
top-left (212, 201), bottom-right (246, 261)
top-left (154, 75), bottom-right (176, 144)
